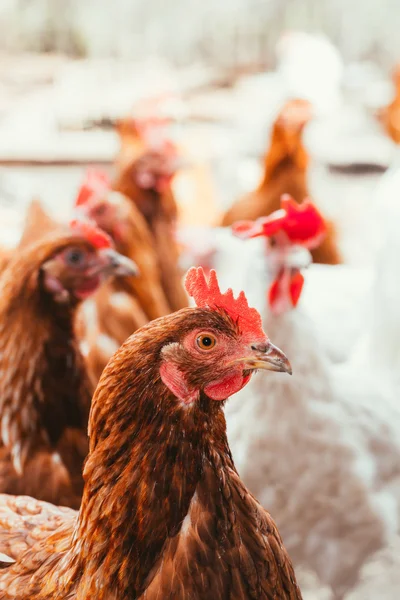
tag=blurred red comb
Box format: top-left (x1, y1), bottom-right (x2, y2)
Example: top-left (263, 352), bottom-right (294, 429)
top-left (232, 195), bottom-right (326, 249)
top-left (185, 267), bottom-right (266, 341)
top-left (69, 219), bottom-right (113, 250)
top-left (75, 168), bottom-right (110, 207)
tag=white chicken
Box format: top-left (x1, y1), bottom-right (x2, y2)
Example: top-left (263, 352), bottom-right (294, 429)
top-left (202, 200), bottom-right (400, 600)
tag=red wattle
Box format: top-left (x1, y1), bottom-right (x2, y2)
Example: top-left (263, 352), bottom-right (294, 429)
top-left (204, 371), bottom-right (252, 401)
top-left (289, 271), bottom-right (305, 307)
top-left (268, 275), bottom-right (282, 309)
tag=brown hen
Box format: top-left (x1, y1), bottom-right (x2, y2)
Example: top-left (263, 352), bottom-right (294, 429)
top-left (75, 186), bottom-right (173, 381)
top-left (114, 148), bottom-right (188, 311)
top-left (222, 99), bottom-right (340, 265)
top-left (0, 221), bottom-right (136, 509)
top-left (76, 187), bottom-right (171, 321)
top-left (0, 267), bottom-right (301, 599)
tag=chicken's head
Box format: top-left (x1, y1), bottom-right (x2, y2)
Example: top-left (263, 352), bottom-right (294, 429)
top-left (158, 267), bottom-right (291, 404)
top-left (131, 147), bottom-right (179, 195)
top-left (232, 195), bottom-right (325, 315)
top-left (269, 98), bottom-right (312, 162)
top-left (75, 189), bottom-right (133, 246)
top-left (40, 220), bottom-right (138, 304)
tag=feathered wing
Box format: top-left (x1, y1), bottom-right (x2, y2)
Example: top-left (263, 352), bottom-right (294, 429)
top-left (0, 439), bottom-right (85, 511)
top-left (142, 456), bottom-right (301, 600)
top-left (0, 494), bottom-right (76, 599)
top-left (78, 283), bottom-right (148, 383)
top-left (116, 203), bottom-right (172, 320)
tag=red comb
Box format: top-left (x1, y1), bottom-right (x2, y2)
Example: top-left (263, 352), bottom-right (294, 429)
top-left (69, 219), bottom-right (113, 249)
top-left (290, 271), bottom-right (305, 306)
top-left (232, 195), bottom-right (327, 249)
top-left (75, 169), bottom-right (110, 207)
top-left (185, 267), bottom-right (266, 341)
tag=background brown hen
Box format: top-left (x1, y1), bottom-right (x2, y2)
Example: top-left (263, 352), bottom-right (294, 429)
top-left (0, 222), bottom-right (136, 508)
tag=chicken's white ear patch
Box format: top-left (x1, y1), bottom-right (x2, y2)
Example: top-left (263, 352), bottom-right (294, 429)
top-left (160, 362), bottom-right (199, 405)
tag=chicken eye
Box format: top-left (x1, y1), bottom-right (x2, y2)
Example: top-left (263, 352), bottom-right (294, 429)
top-left (65, 248), bottom-right (86, 268)
top-left (196, 334), bottom-right (217, 351)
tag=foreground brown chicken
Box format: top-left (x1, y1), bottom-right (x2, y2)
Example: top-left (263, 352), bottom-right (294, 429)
top-left (0, 267), bottom-right (301, 599)
top-left (0, 220), bottom-right (137, 509)
top-left (114, 144), bottom-right (188, 311)
top-left (222, 99), bottom-right (340, 265)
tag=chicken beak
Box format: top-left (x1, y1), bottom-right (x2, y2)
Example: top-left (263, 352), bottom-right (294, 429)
top-left (97, 248), bottom-right (139, 277)
top-left (231, 341), bottom-right (292, 375)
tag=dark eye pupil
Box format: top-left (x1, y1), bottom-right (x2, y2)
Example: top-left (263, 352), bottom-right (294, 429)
top-left (69, 251), bottom-right (81, 263)
top-left (202, 337), bottom-right (212, 347)
top-left (66, 249), bottom-right (85, 266)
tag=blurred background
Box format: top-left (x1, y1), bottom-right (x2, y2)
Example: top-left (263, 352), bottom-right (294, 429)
top-left (0, 0), bottom-right (398, 256)
top-left (1, 1), bottom-right (400, 599)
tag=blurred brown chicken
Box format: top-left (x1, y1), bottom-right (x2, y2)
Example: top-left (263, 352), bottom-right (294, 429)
top-left (75, 185), bottom-right (173, 381)
top-left (113, 146), bottom-right (188, 311)
top-left (114, 116), bottom-right (148, 169)
top-left (222, 99), bottom-right (341, 265)
top-left (0, 219), bottom-right (137, 508)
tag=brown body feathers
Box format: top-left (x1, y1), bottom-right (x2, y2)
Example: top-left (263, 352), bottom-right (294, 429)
top-left (76, 190), bottom-right (172, 381)
top-left (0, 236), bottom-right (93, 508)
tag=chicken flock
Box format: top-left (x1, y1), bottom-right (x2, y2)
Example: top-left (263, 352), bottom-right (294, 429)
top-left (0, 52), bottom-right (399, 600)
